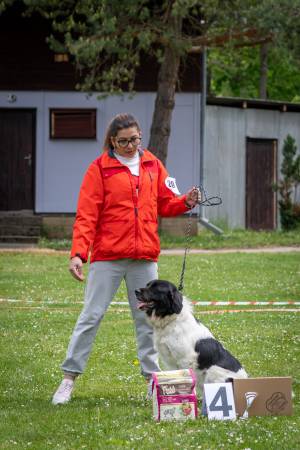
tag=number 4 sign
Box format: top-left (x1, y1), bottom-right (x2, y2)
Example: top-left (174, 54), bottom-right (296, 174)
top-left (203, 383), bottom-right (237, 420)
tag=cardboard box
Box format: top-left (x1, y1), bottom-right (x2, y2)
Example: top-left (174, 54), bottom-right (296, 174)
top-left (152, 369), bottom-right (198, 421)
top-left (233, 377), bottom-right (292, 417)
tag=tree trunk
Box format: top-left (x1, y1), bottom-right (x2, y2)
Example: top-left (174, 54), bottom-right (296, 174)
top-left (148, 20), bottom-right (182, 166)
top-left (259, 42), bottom-right (268, 99)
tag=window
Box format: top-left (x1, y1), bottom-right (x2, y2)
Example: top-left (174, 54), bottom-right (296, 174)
top-left (50, 108), bottom-right (96, 139)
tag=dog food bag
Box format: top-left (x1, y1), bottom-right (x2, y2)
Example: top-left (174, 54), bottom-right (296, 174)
top-left (152, 369), bottom-right (198, 421)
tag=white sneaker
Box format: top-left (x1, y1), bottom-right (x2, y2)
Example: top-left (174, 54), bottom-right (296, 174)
top-left (52, 379), bottom-right (74, 405)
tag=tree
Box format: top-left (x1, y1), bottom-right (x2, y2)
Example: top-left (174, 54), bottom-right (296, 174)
top-left (1, 0), bottom-right (300, 165)
top-left (274, 135), bottom-right (300, 230)
top-left (208, 43), bottom-right (300, 101)
top-left (208, 0), bottom-right (300, 100)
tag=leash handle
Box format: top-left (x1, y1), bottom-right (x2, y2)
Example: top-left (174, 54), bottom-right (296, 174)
top-left (197, 185), bottom-right (222, 207)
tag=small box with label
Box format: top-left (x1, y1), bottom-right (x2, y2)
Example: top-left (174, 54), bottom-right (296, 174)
top-left (152, 369), bottom-right (198, 421)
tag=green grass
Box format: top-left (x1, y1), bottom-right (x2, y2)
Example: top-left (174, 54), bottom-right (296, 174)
top-left (38, 227), bottom-right (300, 251)
top-left (1, 252), bottom-right (299, 303)
top-left (159, 227), bottom-right (300, 249)
top-left (0, 252), bottom-right (299, 449)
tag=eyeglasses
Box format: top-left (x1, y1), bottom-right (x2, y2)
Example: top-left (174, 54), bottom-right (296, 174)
top-left (116, 136), bottom-right (141, 148)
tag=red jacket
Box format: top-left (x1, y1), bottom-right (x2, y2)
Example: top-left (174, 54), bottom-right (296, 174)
top-left (71, 149), bottom-right (190, 263)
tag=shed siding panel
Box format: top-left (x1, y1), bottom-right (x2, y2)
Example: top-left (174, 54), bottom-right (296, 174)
top-left (205, 106), bottom-right (246, 228)
top-left (246, 109), bottom-right (280, 139)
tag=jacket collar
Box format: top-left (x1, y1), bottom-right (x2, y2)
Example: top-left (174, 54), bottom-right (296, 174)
top-left (108, 148), bottom-right (144, 158)
top-left (100, 148), bottom-right (156, 168)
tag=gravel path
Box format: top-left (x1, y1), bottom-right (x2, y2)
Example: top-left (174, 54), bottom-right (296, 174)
top-left (161, 246), bottom-right (300, 255)
top-left (0, 244), bottom-right (299, 255)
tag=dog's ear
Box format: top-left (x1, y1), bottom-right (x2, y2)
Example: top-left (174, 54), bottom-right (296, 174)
top-left (169, 289), bottom-right (183, 314)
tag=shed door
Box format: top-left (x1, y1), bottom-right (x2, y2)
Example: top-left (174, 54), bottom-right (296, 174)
top-left (246, 138), bottom-right (277, 230)
top-left (0, 109), bottom-right (35, 210)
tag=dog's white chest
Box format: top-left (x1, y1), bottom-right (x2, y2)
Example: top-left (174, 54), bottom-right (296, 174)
top-left (153, 314), bottom-right (213, 370)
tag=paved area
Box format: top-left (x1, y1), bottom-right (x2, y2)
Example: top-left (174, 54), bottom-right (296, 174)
top-left (0, 244), bottom-right (299, 254)
top-left (161, 246), bottom-right (300, 255)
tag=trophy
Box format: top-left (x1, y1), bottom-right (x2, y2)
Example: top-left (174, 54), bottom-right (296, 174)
top-left (241, 392), bottom-right (257, 419)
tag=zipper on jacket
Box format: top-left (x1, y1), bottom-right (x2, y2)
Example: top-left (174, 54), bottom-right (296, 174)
top-left (127, 171), bottom-right (139, 258)
top-left (133, 193), bottom-right (138, 258)
top-left (133, 202), bottom-right (138, 258)
top-left (148, 170), bottom-right (153, 196)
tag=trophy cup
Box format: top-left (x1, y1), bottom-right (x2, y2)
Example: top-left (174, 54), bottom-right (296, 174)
top-left (241, 392), bottom-right (257, 419)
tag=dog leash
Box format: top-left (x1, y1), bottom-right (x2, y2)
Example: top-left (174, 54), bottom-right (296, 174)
top-left (177, 208), bottom-right (194, 292)
top-left (177, 186), bottom-right (222, 293)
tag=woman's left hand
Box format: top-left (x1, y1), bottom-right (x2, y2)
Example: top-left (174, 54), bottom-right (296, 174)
top-left (185, 187), bottom-right (201, 208)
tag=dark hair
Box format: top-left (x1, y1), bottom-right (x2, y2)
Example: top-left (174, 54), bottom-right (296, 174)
top-left (103, 113), bottom-right (141, 151)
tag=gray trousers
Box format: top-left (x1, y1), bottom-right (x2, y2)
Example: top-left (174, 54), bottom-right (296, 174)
top-left (61, 259), bottom-right (160, 379)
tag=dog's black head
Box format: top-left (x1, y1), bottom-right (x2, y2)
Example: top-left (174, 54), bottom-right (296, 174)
top-left (135, 279), bottom-right (183, 318)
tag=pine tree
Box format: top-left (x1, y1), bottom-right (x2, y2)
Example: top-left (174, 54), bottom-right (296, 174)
top-left (275, 135), bottom-right (300, 230)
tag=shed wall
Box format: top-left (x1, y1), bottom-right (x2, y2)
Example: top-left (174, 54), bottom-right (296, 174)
top-left (0, 91), bottom-right (200, 213)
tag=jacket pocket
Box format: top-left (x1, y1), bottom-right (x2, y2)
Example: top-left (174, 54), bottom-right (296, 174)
top-left (96, 219), bottom-right (133, 257)
top-left (141, 219), bottom-right (159, 254)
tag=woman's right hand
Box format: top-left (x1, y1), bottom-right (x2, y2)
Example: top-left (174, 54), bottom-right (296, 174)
top-left (69, 256), bottom-right (85, 281)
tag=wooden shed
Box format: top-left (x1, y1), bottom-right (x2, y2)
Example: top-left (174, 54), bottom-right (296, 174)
top-left (204, 97), bottom-right (300, 230)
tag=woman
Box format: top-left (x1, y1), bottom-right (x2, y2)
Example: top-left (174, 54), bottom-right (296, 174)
top-left (52, 113), bottom-right (199, 404)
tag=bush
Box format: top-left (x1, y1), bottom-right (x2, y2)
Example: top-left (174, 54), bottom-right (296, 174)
top-left (274, 134), bottom-right (300, 230)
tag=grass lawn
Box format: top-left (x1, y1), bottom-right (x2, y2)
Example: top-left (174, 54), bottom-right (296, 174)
top-left (159, 227), bottom-right (300, 249)
top-left (0, 252), bottom-right (299, 449)
top-left (38, 227), bottom-right (300, 251)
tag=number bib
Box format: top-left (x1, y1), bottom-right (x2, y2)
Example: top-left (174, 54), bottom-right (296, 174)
top-left (165, 177), bottom-right (181, 195)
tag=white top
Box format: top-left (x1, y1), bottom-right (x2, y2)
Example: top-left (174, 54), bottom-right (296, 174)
top-left (113, 151), bottom-right (140, 176)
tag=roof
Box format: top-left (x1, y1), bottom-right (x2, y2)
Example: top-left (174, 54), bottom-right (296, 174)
top-left (207, 96), bottom-right (300, 113)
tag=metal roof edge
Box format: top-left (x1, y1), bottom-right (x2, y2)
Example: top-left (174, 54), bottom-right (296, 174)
top-left (207, 96), bottom-right (300, 113)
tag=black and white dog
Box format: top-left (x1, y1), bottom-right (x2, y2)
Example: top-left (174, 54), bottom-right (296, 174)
top-left (135, 280), bottom-right (248, 390)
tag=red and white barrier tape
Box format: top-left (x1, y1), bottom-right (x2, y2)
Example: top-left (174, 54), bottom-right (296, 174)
top-left (111, 300), bottom-right (300, 306)
top-left (1, 298), bottom-right (299, 306)
top-left (191, 300), bottom-right (300, 306)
